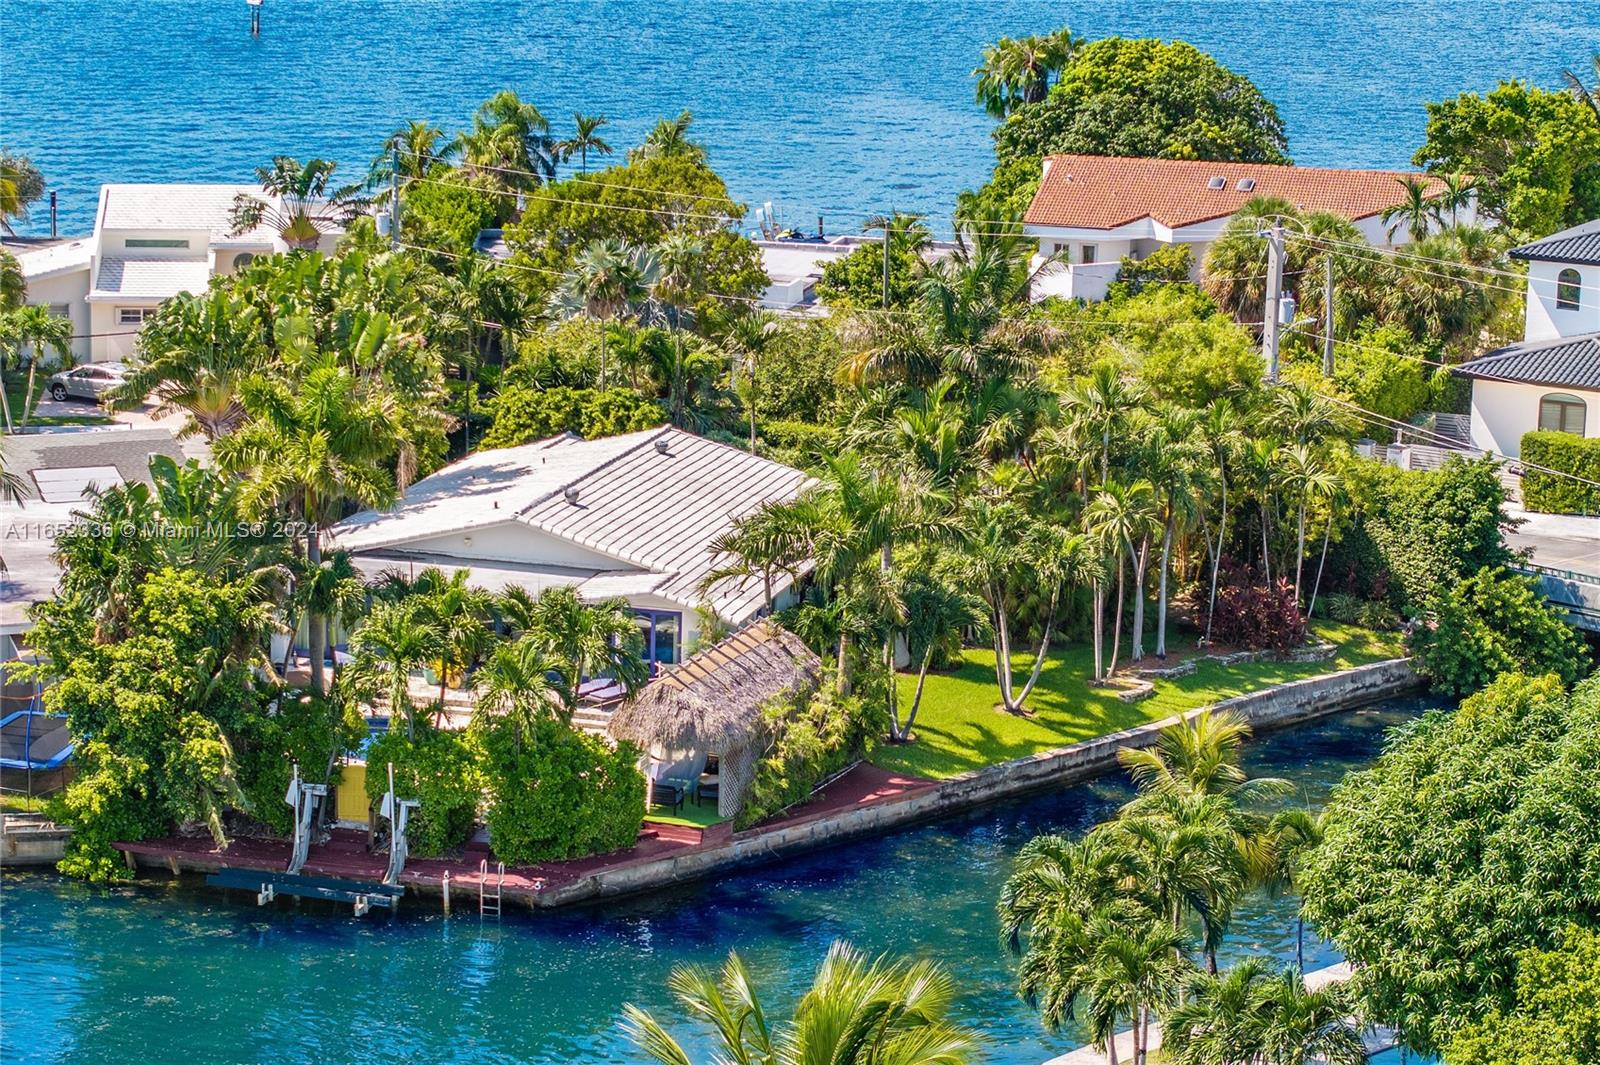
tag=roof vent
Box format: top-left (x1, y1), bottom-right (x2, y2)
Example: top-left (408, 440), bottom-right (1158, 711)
top-left (563, 486), bottom-right (581, 506)
top-left (654, 437), bottom-right (671, 455)
top-left (1207, 176), bottom-right (1227, 190)
top-left (1237, 178), bottom-right (1256, 192)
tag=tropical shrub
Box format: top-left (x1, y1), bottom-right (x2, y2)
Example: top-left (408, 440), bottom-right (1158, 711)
top-left (1445, 924), bottom-right (1600, 1065)
top-left (1326, 322), bottom-right (1433, 426)
top-left (235, 690), bottom-right (367, 835)
top-left (1300, 673), bottom-right (1600, 1053)
top-left (1107, 243), bottom-right (1194, 299)
top-left (738, 685), bottom-right (879, 830)
top-left (1209, 569), bottom-right (1306, 652)
top-left (1521, 430), bottom-right (1600, 516)
top-left (364, 725), bottom-right (481, 857)
top-left (400, 170), bottom-right (501, 254)
top-left (482, 384), bottom-right (664, 447)
top-left (1407, 567), bottom-right (1589, 695)
top-left (477, 716), bottom-right (644, 864)
top-left (815, 238), bottom-right (923, 309)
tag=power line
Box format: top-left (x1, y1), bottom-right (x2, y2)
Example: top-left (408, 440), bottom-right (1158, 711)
top-left (1282, 228), bottom-right (1600, 298)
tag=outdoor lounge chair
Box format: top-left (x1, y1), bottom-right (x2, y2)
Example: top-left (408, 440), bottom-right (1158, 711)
top-left (695, 775), bottom-right (719, 808)
top-left (649, 780), bottom-right (684, 814)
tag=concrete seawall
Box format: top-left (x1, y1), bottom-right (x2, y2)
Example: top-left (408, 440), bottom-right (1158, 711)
top-left (531, 657), bottom-right (1422, 908)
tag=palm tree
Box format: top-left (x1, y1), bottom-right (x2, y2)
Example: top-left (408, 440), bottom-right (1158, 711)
top-left (704, 496), bottom-right (814, 613)
top-left (0, 249), bottom-right (24, 312)
top-left (456, 90), bottom-right (557, 189)
top-left (112, 288), bottom-right (266, 440)
top-left (1197, 400), bottom-right (1245, 643)
top-left (629, 110), bottom-right (706, 165)
top-left (1275, 444), bottom-right (1338, 608)
top-left (1144, 407), bottom-right (1206, 659)
top-left (229, 157), bottom-right (366, 250)
top-left (972, 27), bottom-right (1084, 118)
top-left (1087, 919), bottom-right (1189, 1065)
top-left (1436, 172), bottom-right (1478, 228)
top-left (368, 119), bottom-right (450, 195)
top-left (0, 152), bottom-right (45, 236)
top-left (622, 941), bottom-right (981, 1065)
top-left (893, 570), bottom-right (990, 742)
top-left (214, 348), bottom-right (403, 693)
top-left (472, 634), bottom-right (572, 745)
top-left (353, 601), bottom-right (443, 739)
top-left (1261, 808), bottom-right (1328, 975)
top-left (1087, 479), bottom-right (1159, 675)
top-left (718, 309), bottom-right (783, 452)
top-left (1167, 962), bottom-right (1365, 1065)
top-left (2, 304), bottom-right (75, 433)
top-left (557, 113), bottom-right (613, 174)
top-left (513, 586), bottom-right (648, 710)
top-left (409, 567), bottom-right (493, 714)
top-left (1380, 176), bottom-right (1440, 243)
top-left (559, 239), bottom-right (653, 390)
top-left (1564, 52), bottom-right (1600, 123)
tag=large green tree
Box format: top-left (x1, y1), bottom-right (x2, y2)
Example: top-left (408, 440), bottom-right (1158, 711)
top-left (1445, 925), bottom-right (1600, 1065)
top-left (1299, 673), bottom-right (1600, 1054)
top-left (1413, 80), bottom-right (1600, 235)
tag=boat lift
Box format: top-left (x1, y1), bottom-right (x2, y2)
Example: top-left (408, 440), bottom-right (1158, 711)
top-left (284, 764), bottom-right (328, 876)
top-left (380, 762), bottom-right (420, 888)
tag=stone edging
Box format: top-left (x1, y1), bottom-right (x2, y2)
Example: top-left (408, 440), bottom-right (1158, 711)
top-left (528, 657), bottom-right (1421, 909)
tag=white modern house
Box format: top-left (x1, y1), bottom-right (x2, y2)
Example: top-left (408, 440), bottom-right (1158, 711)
top-left (1022, 154), bottom-right (1454, 302)
top-left (332, 426), bottom-right (812, 670)
top-left (6, 184), bottom-right (343, 363)
top-left (754, 235), bottom-right (959, 311)
top-left (1457, 219), bottom-right (1600, 458)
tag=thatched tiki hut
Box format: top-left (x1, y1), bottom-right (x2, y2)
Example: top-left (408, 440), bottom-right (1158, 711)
top-left (608, 620), bottom-right (821, 820)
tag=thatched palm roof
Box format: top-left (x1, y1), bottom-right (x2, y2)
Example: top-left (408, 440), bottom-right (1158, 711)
top-left (607, 620), bottom-right (821, 753)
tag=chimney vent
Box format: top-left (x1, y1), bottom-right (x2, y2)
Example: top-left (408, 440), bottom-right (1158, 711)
top-left (564, 486), bottom-right (581, 505)
top-left (654, 437), bottom-right (671, 455)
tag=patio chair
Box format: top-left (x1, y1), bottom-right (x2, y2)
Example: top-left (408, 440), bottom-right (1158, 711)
top-left (649, 779), bottom-right (684, 814)
top-left (695, 775), bottom-right (719, 808)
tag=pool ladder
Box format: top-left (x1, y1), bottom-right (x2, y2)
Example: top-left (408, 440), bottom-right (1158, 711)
top-left (479, 859), bottom-right (504, 917)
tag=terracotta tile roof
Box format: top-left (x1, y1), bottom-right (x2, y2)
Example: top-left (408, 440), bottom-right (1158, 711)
top-left (1023, 154), bottom-right (1445, 231)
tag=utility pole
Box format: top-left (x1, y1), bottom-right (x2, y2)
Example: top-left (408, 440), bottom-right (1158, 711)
top-left (389, 139), bottom-right (401, 252)
top-left (1261, 222), bottom-right (1285, 385)
top-left (1322, 249), bottom-right (1335, 377)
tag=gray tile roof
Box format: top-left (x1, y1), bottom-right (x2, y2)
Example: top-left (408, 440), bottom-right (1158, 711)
top-left (3, 427), bottom-right (191, 502)
top-left (1510, 219), bottom-right (1600, 266)
top-left (1454, 333), bottom-right (1600, 391)
top-left (91, 257), bottom-right (212, 299)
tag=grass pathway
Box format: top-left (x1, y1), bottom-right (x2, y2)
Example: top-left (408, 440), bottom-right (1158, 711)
top-left (872, 623), bottom-right (1404, 779)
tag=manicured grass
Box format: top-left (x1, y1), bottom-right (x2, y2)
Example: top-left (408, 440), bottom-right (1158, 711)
top-left (4, 380), bottom-right (112, 427)
top-left (872, 623), bottom-right (1404, 780)
top-left (0, 794), bottom-right (51, 815)
top-left (644, 799), bottom-right (728, 829)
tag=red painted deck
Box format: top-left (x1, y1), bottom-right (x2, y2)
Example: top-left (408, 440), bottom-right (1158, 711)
top-left (114, 763), bottom-right (936, 906)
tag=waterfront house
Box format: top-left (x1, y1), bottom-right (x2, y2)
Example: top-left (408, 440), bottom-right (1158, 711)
top-left (5, 183), bottom-right (344, 363)
top-left (332, 426), bottom-right (812, 670)
top-left (607, 619), bottom-right (821, 819)
top-left (1022, 154), bottom-right (1455, 302)
top-left (1456, 220), bottom-right (1600, 458)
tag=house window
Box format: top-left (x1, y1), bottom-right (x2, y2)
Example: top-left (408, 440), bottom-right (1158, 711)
top-left (124, 238), bottom-right (190, 249)
top-left (1539, 393), bottom-right (1587, 435)
top-left (634, 609), bottom-right (681, 670)
top-left (117, 307), bottom-right (158, 325)
top-left (1081, 244), bottom-right (1098, 264)
top-left (233, 252), bottom-right (256, 270)
top-left (1555, 268), bottom-right (1581, 311)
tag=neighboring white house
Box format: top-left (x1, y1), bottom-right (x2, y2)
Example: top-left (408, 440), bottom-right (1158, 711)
top-left (1457, 219), bottom-right (1600, 458)
top-left (332, 426), bottom-right (812, 670)
top-left (5, 184), bottom-right (344, 363)
top-left (1022, 154), bottom-right (1456, 302)
top-left (752, 236), bottom-right (956, 311)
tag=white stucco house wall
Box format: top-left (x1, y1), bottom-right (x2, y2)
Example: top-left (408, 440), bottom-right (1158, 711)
top-left (5, 183), bottom-right (343, 364)
top-left (751, 236), bottom-right (955, 311)
top-left (1457, 219), bottom-right (1600, 459)
top-left (332, 426), bottom-right (812, 672)
top-left (1021, 155), bottom-right (1461, 302)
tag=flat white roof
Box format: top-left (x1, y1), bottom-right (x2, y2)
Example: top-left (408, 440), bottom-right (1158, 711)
top-left (9, 238), bottom-right (94, 281)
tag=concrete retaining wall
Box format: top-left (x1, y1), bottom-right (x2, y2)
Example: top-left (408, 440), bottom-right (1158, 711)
top-left (1, 820), bottom-right (71, 867)
top-left (531, 658), bottom-right (1422, 908)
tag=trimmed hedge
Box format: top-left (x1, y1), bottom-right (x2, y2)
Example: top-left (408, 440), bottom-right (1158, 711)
top-left (1521, 430), bottom-right (1600, 515)
top-left (365, 726), bottom-right (481, 857)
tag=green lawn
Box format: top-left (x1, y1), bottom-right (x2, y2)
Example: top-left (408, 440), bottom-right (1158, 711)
top-left (873, 623), bottom-right (1405, 780)
top-left (644, 798), bottom-right (728, 829)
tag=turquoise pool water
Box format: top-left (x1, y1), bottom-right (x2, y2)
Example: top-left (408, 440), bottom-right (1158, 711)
top-left (2, 701), bottom-right (1430, 1064)
top-left (4, 1), bottom-right (1590, 236)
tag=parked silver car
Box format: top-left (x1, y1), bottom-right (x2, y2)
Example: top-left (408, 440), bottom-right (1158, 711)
top-left (47, 362), bottom-right (127, 402)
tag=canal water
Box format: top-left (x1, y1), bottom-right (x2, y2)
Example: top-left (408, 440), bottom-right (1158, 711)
top-left (1, 700), bottom-right (1431, 1064)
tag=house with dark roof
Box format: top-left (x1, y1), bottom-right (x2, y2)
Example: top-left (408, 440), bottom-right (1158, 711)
top-left (1021, 155), bottom-right (1456, 302)
top-left (1455, 220), bottom-right (1600, 458)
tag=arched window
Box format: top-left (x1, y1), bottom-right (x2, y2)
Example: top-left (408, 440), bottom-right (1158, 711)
top-left (1539, 392), bottom-right (1587, 435)
top-left (233, 252), bottom-right (256, 271)
top-left (1556, 268), bottom-right (1581, 311)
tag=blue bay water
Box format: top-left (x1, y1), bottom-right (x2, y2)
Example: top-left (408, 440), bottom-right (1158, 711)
top-left (3, 702), bottom-right (1430, 1064)
top-left (4, 1), bottom-right (1594, 238)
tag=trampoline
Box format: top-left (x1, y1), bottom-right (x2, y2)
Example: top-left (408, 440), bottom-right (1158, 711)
top-left (0, 711), bottom-right (74, 796)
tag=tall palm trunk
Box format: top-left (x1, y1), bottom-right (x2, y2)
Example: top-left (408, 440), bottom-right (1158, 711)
top-left (1107, 557), bottom-right (1125, 676)
top-left (1010, 586), bottom-right (1060, 712)
top-left (306, 524), bottom-right (326, 695)
top-left (1156, 517), bottom-right (1174, 658)
top-left (1091, 580), bottom-right (1106, 682)
top-left (1294, 498), bottom-right (1309, 606)
top-left (899, 643), bottom-right (936, 741)
top-left (1307, 512), bottom-right (1335, 620)
top-left (1206, 471), bottom-right (1228, 643)
top-left (1129, 535), bottom-right (1149, 662)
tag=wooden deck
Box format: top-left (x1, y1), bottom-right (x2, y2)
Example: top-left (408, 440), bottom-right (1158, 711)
top-left (114, 763), bottom-right (936, 910)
